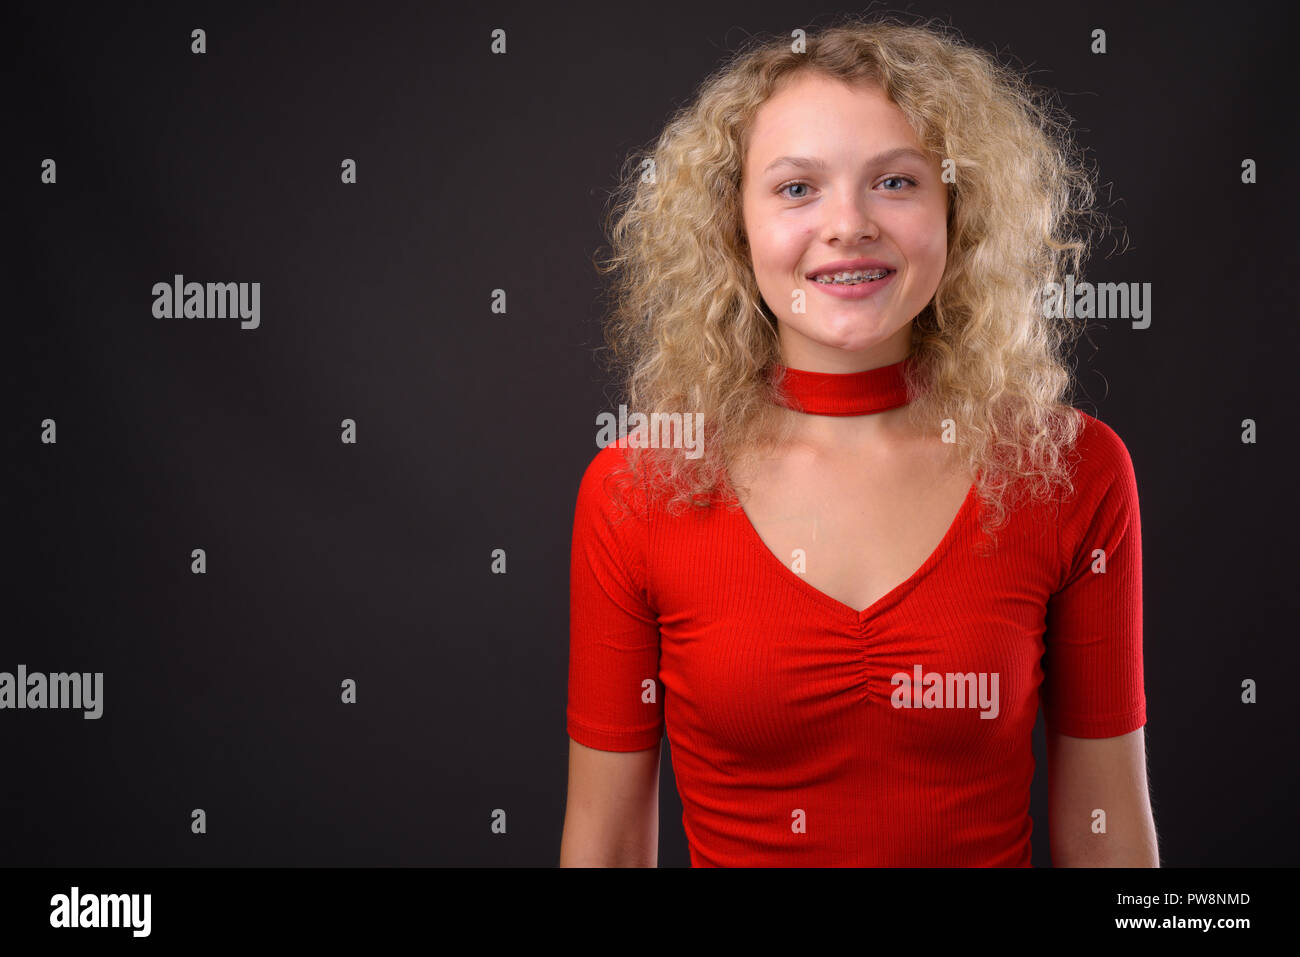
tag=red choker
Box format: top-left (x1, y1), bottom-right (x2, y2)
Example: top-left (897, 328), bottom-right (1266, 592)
top-left (769, 356), bottom-right (914, 416)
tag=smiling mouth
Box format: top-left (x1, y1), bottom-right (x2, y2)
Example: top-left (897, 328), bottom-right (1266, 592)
top-left (810, 269), bottom-right (895, 285)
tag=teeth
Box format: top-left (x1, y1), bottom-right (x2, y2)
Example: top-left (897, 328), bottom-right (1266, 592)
top-left (814, 268), bottom-right (890, 284)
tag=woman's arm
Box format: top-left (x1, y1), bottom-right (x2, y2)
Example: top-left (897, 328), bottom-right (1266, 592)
top-left (1046, 726), bottom-right (1159, 866)
top-left (559, 738), bottom-right (661, 867)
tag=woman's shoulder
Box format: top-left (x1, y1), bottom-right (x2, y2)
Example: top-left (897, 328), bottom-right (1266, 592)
top-left (1066, 408), bottom-right (1138, 485)
top-left (577, 441), bottom-right (637, 492)
top-left (574, 442), bottom-right (650, 522)
top-left (1055, 407), bottom-right (1141, 519)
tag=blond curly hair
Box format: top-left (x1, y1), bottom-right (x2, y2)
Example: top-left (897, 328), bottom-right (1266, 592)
top-left (592, 13), bottom-right (1120, 549)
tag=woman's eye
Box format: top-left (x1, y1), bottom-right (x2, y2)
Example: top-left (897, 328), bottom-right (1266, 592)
top-left (779, 176), bottom-right (916, 200)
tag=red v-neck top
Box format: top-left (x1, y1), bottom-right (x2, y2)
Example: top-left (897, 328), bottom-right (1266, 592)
top-left (566, 397), bottom-right (1146, 867)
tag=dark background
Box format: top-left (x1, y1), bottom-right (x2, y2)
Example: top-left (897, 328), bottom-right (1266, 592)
top-left (5, 0), bottom-right (1297, 866)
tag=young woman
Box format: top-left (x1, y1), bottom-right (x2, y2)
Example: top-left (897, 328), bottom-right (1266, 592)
top-left (560, 17), bottom-right (1158, 867)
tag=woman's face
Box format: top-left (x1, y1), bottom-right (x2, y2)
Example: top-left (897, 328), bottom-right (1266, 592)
top-left (740, 72), bottom-right (949, 372)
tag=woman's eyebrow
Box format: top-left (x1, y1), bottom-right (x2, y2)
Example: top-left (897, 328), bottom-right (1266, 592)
top-left (762, 146), bottom-right (931, 174)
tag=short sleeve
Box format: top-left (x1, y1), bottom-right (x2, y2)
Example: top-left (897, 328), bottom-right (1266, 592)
top-left (1041, 413), bottom-right (1147, 738)
top-left (566, 445), bottom-right (664, 751)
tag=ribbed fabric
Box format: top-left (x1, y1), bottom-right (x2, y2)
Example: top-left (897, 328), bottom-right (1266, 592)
top-left (567, 395), bottom-right (1145, 866)
top-left (769, 356), bottom-right (916, 415)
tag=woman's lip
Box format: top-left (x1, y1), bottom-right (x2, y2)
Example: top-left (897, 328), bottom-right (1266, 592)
top-left (806, 268), bottom-right (895, 280)
top-left (807, 261), bottom-right (895, 278)
top-left (807, 269), bottom-right (896, 299)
